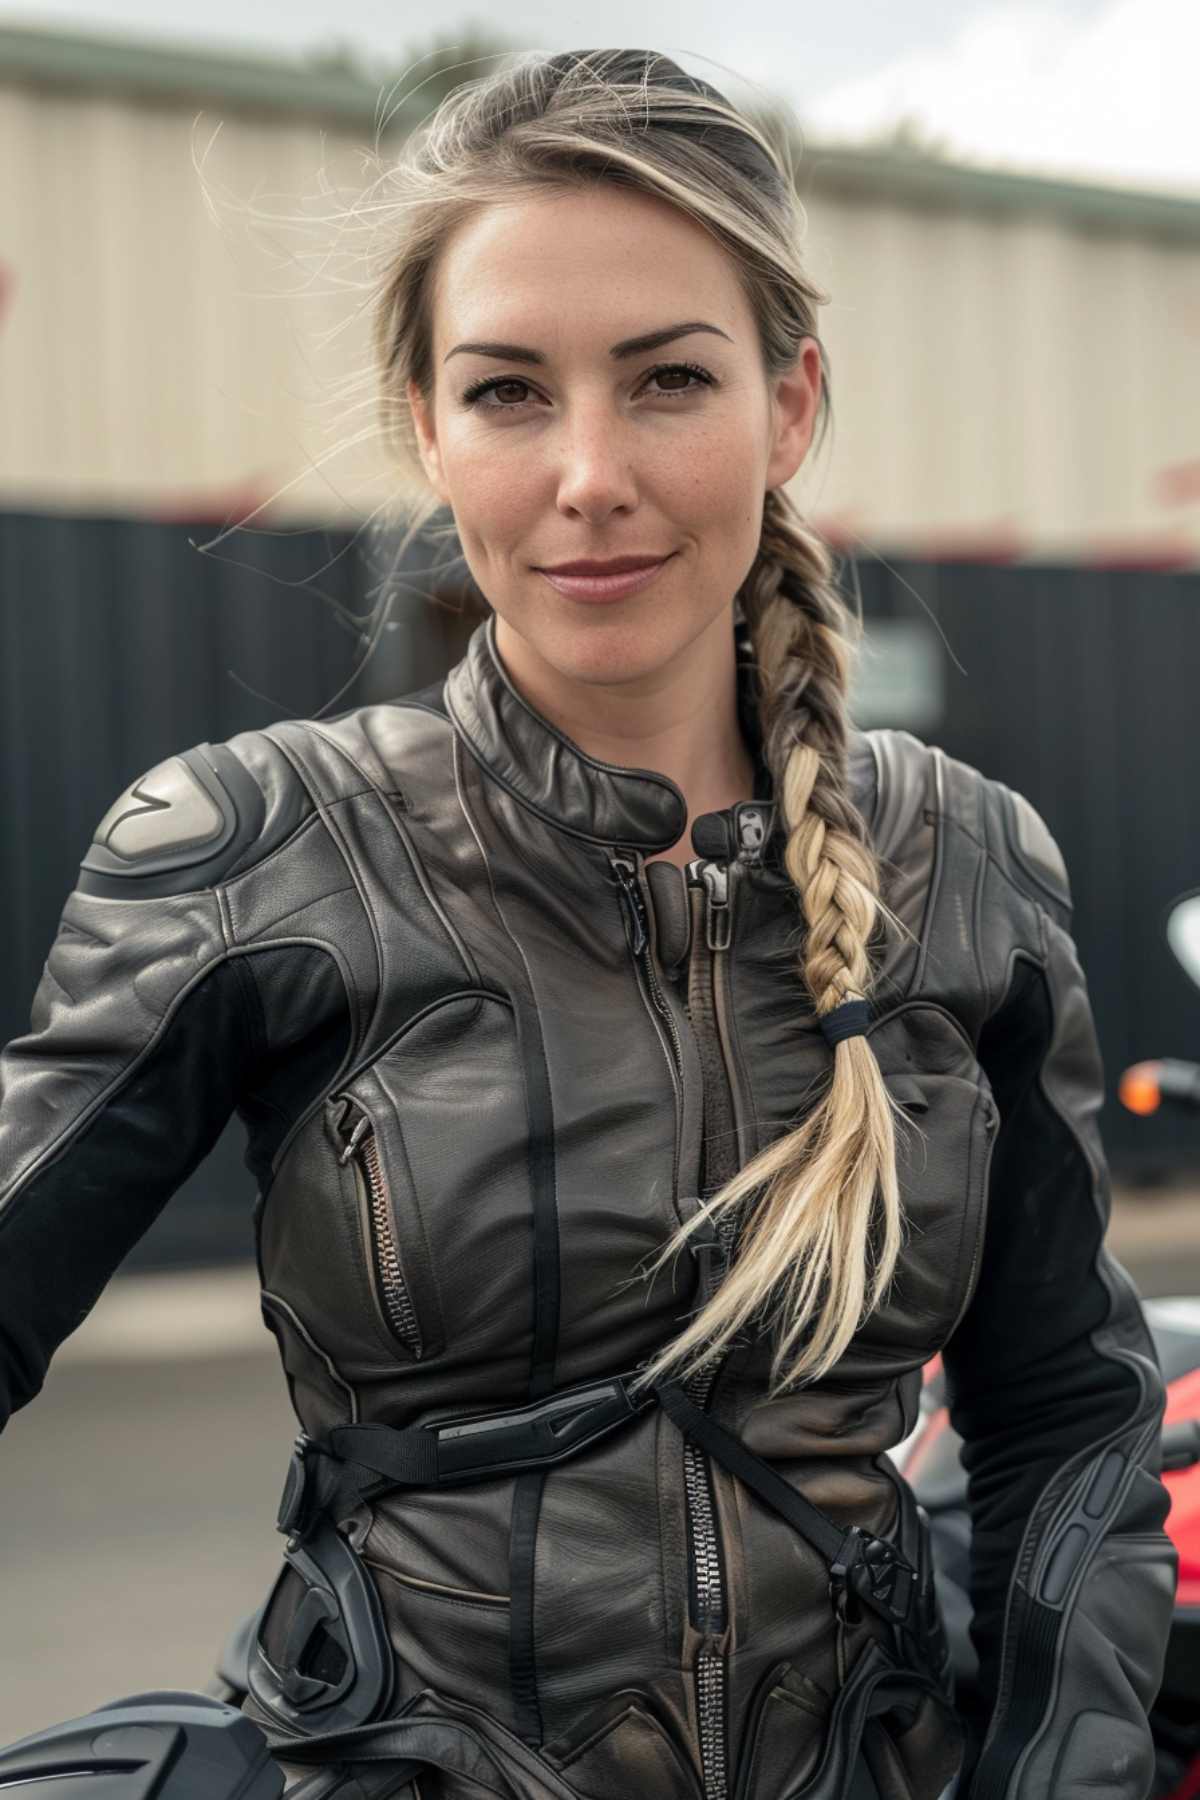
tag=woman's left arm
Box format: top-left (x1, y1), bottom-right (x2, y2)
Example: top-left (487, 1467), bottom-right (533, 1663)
top-left (940, 782), bottom-right (1177, 1800)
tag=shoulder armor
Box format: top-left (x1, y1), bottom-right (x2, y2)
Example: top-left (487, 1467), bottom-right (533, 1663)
top-left (77, 742), bottom-right (267, 899)
top-left (992, 779), bottom-right (1071, 912)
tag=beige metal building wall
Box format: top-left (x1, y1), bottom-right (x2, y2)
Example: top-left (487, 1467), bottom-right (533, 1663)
top-left (2, 24), bottom-right (1199, 565)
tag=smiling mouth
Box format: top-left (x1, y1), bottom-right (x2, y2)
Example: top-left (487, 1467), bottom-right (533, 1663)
top-left (536, 555), bottom-right (672, 576)
top-left (534, 555), bottom-right (677, 599)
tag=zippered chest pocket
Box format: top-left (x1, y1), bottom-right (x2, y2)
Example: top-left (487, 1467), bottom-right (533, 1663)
top-left (326, 1086), bottom-right (445, 1361)
top-left (334, 1092), bottom-right (422, 1356)
top-left (317, 990), bottom-right (541, 1379)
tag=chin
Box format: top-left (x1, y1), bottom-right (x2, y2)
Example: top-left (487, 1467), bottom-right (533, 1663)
top-left (542, 619), bottom-right (684, 686)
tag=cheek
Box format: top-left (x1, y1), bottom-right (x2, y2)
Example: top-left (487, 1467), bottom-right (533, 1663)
top-left (679, 419), bottom-right (763, 506)
top-left (681, 443), bottom-right (768, 562)
top-left (447, 446), bottom-right (537, 540)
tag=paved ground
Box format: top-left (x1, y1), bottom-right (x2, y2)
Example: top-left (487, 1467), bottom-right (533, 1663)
top-left (1, 1179), bottom-right (1198, 1750)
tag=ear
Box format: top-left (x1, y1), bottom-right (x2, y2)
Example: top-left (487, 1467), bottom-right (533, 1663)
top-left (764, 338), bottom-right (823, 490)
top-left (406, 378), bottom-right (450, 505)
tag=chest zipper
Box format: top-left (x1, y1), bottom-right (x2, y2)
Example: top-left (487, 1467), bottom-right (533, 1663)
top-left (333, 1094), bottom-right (424, 1358)
top-left (611, 852), bottom-right (685, 1193)
top-left (680, 854), bottom-right (747, 1800)
top-left (612, 814), bottom-right (766, 1800)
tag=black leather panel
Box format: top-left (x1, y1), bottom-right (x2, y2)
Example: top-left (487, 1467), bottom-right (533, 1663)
top-left (0, 954), bottom-right (254, 1425)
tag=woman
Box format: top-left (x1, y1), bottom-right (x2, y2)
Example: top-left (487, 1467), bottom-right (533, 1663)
top-left (0, 47), bottom-right (1176, 1800)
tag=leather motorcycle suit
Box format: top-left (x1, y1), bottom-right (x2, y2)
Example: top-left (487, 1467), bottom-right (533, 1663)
top-left (0, 608), bottom-right (1177, 1799)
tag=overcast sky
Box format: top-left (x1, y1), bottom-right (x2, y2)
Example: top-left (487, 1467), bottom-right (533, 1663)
top-left (3, 0), bottom-right (1196, 194)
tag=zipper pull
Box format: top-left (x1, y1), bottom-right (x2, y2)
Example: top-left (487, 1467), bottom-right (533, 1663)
top-left (334, 1096), bottom-right (371, 1166)
top-left (734, 802), bottom-right (772, 867)
top-left (611, 854), bottom-right (648, 957)
top-left (687, 860), bottom-right (732, 952)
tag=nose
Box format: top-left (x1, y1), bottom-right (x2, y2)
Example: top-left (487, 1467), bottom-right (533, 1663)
top-left (551, 413), bottom-right (642, 515)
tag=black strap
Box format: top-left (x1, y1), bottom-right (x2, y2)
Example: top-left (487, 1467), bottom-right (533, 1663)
top-left (654, 1378), bottom-right (848, 1562)
top-left (277, 1372), bottom-right (657, 1542)
top-left (279, 1366), bottom-right (916, 1634)
top-left (654, 1379), bottom-right (915, 1630)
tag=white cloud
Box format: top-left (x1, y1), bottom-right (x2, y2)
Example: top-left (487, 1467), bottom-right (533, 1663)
top-left (804, 0), bottom-right (1200, 194)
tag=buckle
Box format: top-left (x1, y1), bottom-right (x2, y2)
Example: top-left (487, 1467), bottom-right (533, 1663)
top-left (829, 1526), bottom-right (915, 1627)
top-left (434, 1373), bottom-right (656, 1482)
top-left (276, 1432), bottom-right (315, 1547)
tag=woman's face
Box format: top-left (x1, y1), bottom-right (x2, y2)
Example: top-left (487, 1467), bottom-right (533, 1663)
top-left (407, 183), bottom-right (821, 701)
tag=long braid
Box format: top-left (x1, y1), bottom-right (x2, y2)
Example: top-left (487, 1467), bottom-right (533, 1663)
top-left (632, 491), bottom-right (918, 1396)
top-left (746, 491), bottom-right (878, 1019)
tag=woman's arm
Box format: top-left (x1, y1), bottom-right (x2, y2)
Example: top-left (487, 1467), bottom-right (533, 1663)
top-left (0, 742), bottom-right (273, 1431)
top-left (941, 790), bottom-right (1176, 1799)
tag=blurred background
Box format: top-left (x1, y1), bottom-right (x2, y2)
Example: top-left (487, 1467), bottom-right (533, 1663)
top-left (1, 0), bottom-right (1199, 1746)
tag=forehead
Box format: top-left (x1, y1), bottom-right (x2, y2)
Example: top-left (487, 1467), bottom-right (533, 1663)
top-left (430, 187), bottom-right (745, 344)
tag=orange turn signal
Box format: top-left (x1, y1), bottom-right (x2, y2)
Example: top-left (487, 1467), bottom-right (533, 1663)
top-left (1119, 1061), bottom-right (1164, 1115)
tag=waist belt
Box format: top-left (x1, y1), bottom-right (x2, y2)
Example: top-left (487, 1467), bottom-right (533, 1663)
top-left (277, 1366), bottom-right (915, 1635)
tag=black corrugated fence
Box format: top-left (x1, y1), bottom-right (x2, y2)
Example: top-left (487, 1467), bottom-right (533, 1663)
top-left (3, 508), bottom-right (1197, 1269)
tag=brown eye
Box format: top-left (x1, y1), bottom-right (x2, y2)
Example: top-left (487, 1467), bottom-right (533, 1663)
top-left (460, 376), bottom-right (533, 408)
top-left (459, 358), bottom-right (716, 413)
top-left (489, 380), bottom-right (532, 405)
top-left (645, 360), bottom-right (715, 395)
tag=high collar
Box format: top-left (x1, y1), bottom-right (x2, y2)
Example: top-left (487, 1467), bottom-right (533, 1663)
top-left (444, 609), bottom-right (774, 854)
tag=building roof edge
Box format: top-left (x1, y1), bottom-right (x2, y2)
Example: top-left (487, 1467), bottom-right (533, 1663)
top-left (3, 23), bottom-right (1199, 238)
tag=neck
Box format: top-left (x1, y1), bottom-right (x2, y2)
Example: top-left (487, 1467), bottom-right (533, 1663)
top-left (492, 608), bottom-right (758, 861)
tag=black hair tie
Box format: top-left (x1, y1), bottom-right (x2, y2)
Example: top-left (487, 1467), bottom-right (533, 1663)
top-left (818, 999), bottom-right (871, 1047)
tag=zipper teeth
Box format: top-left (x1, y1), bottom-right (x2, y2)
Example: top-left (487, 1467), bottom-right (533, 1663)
top-left (683, 1374), bottom-right (724, 1620)
top-left (687, 857), bottom-right (746, 1800)
top-left (343, 1108), bottom-right (423, 1356)
top-left (684, 1353), bottom-right (728, 1800)
top-left (696, 1643), bottom-right (728, 1800)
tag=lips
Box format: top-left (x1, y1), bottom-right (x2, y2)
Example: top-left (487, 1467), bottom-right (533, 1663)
top-left (536, 556), bottom-right (675, 603)
top-left (538, 555), bottom-right (670, 576)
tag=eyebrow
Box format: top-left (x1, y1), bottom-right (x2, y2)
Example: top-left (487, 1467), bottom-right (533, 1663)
top-left (442, 320), bottom-right (734, 366)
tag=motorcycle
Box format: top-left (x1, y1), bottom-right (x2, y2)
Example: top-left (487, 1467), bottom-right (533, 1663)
top-left (4, 890), bottom-right (1200, 1797)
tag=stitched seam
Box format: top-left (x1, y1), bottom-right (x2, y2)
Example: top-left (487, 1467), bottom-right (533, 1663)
top-left (942, 810), bottom-right (1070, 919)
top-left (256, 731), bottom-right (375, 1054)
top-left (229, 951), bottom-right (269, 1066)
top-left (221, 809), bottom-right (323, 892)
top-left (238, 882), bottom-right (359, 941)
top-left (214, 883), bottom-right (235, 951)
top-left (260, 1288), bottom-right (357, 1424)
top-left (286, 719), bottom-right (481, 988)
top-left (909, 748), bottom-right (945, 997)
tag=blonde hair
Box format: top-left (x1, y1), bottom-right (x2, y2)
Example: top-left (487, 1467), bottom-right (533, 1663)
top-left (367, 47), bottom-right (919, 1398)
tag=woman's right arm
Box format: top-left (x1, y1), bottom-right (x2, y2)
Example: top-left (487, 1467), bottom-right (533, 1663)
top-left (0, 736), bottom-right (302, 1432)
